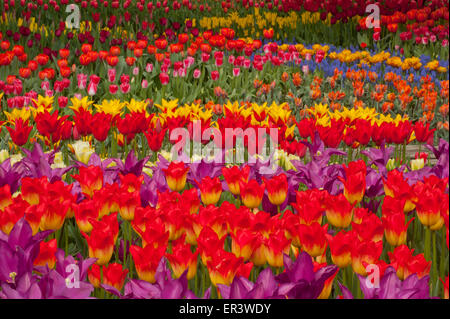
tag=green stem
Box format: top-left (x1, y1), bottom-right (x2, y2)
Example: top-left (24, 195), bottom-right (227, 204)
top-left (432, 231), bottom-right (437, 296)
top-left (440, 228), bottom-right (446, 280)
top-left (65, 220), bottom-right (69, 254)
top-left (128, 221), bottom-right (133, 277)
top-left (111, 127), bottom-right (118, 158)
top-left (424, 227), bottom-right (431, 262)
top-left (100, 266), bottom-right (105, 299)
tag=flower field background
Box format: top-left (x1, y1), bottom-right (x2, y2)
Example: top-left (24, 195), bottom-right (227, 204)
top-left (0, 0), bottom-right (448, 300)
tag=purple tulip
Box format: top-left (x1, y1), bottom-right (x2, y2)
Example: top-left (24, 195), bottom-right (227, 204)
top-left (20, 143), bottom-right (72, 183)
top-left (218, 268), bottom-right (282, 299)
top-left (0, 158), bottom-right (24, 194)
top-left (338, 267), bottom-right (433, 299)
top-left (276, 252), bottom-right (338, 299)
top-left (102, 258), bottom-right (202, 299)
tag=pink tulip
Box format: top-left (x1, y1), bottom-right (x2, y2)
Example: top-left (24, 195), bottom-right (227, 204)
top-left (422, 36), bottom-right (429, 45)
top-left (54, 81), bottom-right (64, 93)
top-left (302, 65), bottom-right (309, 75)
top-left (228, 55), bottom-right (235, 64)
top-left (108, 68), bottom-right (116, 82)
top-left (133, 67), bottom-right (139, 75)
top-left (41, 80), bottom-right (50, 91)
top-left (87, 82), bottom-right (97, 96)
top-left (430, 35), bottom-right (436, 43)
top-left (211, 70), bottom-right (219, 81)
top-left (58, 96), bottom-right (68, 108)
top-left (77, 73), bottom-right (87, 89)
top-left (45, 90), bottom-right (54, 97)
top-left (232, 68), bottom-right (240, 77)
top-left (373, 31), bottom-right (380, 41)
top-left (109, 84), bottom-right (118, 94)
top-left (243, 59), bottom-right (251, 69)
top-left (183, 56), bottom-right (194, 68)
top-left (146, 63), bottom-right (154, 72)
top-left (90, 74), bottom-right (100, 85)
top-left (161, 64), bottom-right (169, 73)
top-left (120, 82), bottom-right (130, 94)
top-left (120, 74), bottom-right (130, 83)
top-left (215, 58), bottom-right (223, 67)
top-left (160, 72), bottom-right (169, 85)
top-left (193, 69), bottom-right (201, 79)
top-left (201, 52), bottom-right (210, 62)
top-left (214, 51), bottom-right (224, 60)
top-left (442, 39), bottom-right (449, 47)
top-left (178, 68), bottom-right (186, 77)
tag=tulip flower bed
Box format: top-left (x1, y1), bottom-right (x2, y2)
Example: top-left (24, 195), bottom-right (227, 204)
top-left (0, 0), bottom-right (449, 301)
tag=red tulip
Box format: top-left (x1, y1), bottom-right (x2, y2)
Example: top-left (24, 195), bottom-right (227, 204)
top-left (155, 38), bottom-right (168, 50)
top-left (6, 118), bottom-right (33, 146)
top-left (222, 165), bottom-right (250, 195)
top-left (292, 199), bottom-right (323, 226)
top-left (264, 229), bottom-right (291, 267)
top-left (239, 179), bottom-right (265, 209)
top-left (21, 176), bottom-right (47, 205)
top-left (72, 166), bottom-right (104, 198)
top-left (351, 239), bottom-right (383, 276)
top-left (338, 160), bottom-right (366, 205)
top-left (327, 230), bottom-right (354, 268)
top-left (198, 176), bottom-right (222, 206)
top-left (90, 112), bottom-right (112, 142)
top-left (207, 249), bottom-right (251, 287)
top-left (262, 173), bottom-right (288, 206)
top-left (39, 197), bottom-right (71, 231)
top-left (74, 199), bottom-right (100, 233)
top-left (163, 161), bottom-right (189, 192)
top-left (197, 226), bottom-right (227, 265)
top-left (118, 190), bottom-right (140, 221)
top-left (415, 185), bottom-right (444, 229)
top-left (298, 222), bottom-right (328, 257)
top-left (325, 193), bottom-right (354, 228)
top-left (106, 55), bottom-right (119, 66)
top-left (413, 121), bottom-right (436, 144)
top-left (382, 212), bottom-right (414, 247)
top-left (166, 236), bottom-right (198, 280)
top-left (0, 197), bottom-right (29, 235)
top-left (159, 72), bottom-right (169, 85)
top-left (263, 28), bottom-right (274, 39)
top-left (0, 185), bottom-right (12, 210)
top-left (383, 170), bottom-right (417, 213)
top-left (231, 229), bottom-right (261, 262)
top-left (34, 239), bottom-right (58, 269)
top-left (130, 244), bottom-right (166, 283)
top-left (144, 128), bottom-right (167, 152)
top-left (82, 221), bottom-right (116, 266)
top-left (388, 245), bottom-right (431, 280)
top-left (19, 67), bottom-right (31, 78)
top-left (103, 263), bottom-right (128, 291)
top-left (352, 213), bottom-right (384, 243)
